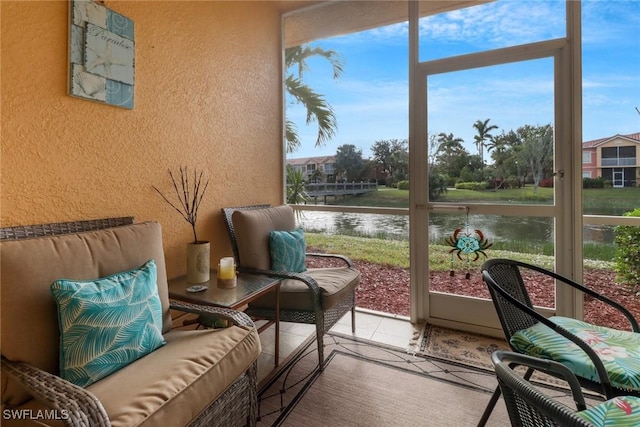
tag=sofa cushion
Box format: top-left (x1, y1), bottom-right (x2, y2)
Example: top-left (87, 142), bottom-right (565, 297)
top-left (51, 259), bottom-right (166, 387)
top-left (232, 205), bottom-right (296, 270)
top-left (249, 267), bottom-right (361, 311)
top-left (0, 221), bottom-right (171, 406)
top-left (269, 228), bottom-right (307, 273)
top-left (88, 326), bottom-right (260, 427)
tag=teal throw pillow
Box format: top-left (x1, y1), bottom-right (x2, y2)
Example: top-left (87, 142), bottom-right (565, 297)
top-left (270, 228), bottom-right (307, 273)
top-left (51, 259), bottom-right (166, 387)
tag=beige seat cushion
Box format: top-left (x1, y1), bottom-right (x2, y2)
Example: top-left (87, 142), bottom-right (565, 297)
top-left (0, 222), bottom-right (171, 406)
top-left (2, 326), bottom-right (261, 427)
top-left (249, 267), bottom-right (361, 311)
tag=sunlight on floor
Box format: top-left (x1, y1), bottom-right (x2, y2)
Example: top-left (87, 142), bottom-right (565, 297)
top-left (256, 310), bottom-right (418, 383)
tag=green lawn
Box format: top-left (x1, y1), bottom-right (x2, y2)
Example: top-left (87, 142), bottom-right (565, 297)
top-left (328, 186), bottom-right (639, 214)
top-left (327, 187), bottom-right (409, 207)
top-left (305, 232), bottom-right (614, 271)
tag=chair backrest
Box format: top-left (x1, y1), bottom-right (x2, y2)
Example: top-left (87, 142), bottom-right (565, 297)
top-left (222, 205), bottom-right (271, 264)
top-left (492, 351), bottom-right (594, 427)
top-left (482, 258), bottom-right (541, 343)
top-left (223, 205), bottom-right (296, 270)
top-left (0, 216), bottom-right (135, 240)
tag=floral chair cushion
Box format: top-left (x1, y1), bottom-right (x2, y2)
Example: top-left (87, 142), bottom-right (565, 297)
top-left (510, 316), bottom-right (640, 392)
top-left (577, 396), bottom-right (640, 426)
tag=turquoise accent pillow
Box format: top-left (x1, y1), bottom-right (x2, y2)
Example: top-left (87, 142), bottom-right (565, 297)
top-left (270, 228), bottom-right (307, 273)
top-left (51, 259), bottom-right (166, 387)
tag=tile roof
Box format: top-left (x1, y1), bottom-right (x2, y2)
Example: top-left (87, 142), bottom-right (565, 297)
top-left (286, 155), bottom-right (336, 166)
top-left (583, 132), bottom-right (640, 148)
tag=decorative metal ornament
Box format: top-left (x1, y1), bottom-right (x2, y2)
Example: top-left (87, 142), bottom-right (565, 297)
top-left (445, 208), bottom-right (492, 279)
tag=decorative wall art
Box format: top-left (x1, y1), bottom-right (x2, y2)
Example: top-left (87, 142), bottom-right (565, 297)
top-left (69, 0), bottom-right (135, 109)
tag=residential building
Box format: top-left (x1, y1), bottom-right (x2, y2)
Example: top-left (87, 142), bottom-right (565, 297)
top-left (582, 133), bottom-right (640, 187)
top-left (287, 156), bottom-right (336, 182)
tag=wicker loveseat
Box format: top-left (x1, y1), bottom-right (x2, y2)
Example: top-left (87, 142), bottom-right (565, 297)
top-left (0, 218), bottom-right (261, 427)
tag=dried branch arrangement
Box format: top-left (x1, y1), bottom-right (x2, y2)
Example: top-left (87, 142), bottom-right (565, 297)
top-left (153, 166), bottom-right (209, 243)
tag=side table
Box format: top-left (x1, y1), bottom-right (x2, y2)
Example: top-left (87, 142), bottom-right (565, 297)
top-left (168, 270), bottom-right (281, 365)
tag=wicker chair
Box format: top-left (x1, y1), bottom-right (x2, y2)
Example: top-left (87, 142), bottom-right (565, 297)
top-left (0, 218), bottom-right (259, 427)
top-left (493, 351), bottom-right (640, 426)
top-left (222, 205), bottom-right (360, 368)
top-left (492, 351), bottom-right (595, 427)
top-left (478, 258), bottom-right (640, 426)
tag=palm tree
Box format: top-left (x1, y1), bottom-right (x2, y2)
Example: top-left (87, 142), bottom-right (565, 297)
top-left (436, 132), bottom-right (465, 155)
top-left (472, 119), bottom-right (498, 167)
top-left (285, 45), bottom-right (344, 153)
top-left (434, 132), bottom-right (468, 181)
top-left (286, 166), bottom-right (309, 205)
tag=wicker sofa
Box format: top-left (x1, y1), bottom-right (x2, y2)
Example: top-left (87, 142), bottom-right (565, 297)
top-left (0, 218), bottom-right (261, 427)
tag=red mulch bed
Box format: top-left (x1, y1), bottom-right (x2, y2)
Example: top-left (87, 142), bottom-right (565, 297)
top-left (306, 252), bottom-right (640, 331)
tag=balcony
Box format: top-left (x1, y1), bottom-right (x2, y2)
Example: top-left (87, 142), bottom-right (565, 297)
top-left (601, 157), bottom-right (637, 167)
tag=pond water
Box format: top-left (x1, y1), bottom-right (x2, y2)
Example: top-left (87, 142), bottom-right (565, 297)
top-left (297, 210), bottom-right (613, 245)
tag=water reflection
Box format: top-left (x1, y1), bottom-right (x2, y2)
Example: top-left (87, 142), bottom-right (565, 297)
top-left (297, 211), bottom-right (613, 244)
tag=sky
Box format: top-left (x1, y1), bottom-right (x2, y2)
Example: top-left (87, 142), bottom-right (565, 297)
top-left (285, 0), bottom-right (640, 160)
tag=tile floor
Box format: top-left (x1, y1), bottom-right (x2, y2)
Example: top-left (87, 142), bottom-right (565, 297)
top-left (256, 310), bottom-right (417, 383)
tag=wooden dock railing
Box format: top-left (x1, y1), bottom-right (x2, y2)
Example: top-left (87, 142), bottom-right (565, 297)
top-left (296, 182), bottom-right (378, 203)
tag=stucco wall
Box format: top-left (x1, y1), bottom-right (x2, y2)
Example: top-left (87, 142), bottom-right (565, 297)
top-left (1, 1), bottom-right (285, 278)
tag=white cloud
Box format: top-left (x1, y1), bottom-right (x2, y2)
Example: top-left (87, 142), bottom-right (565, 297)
top-left (288, 0), bottom-right (639, 158)
top-left (420, 0), bottom-right (565, 47)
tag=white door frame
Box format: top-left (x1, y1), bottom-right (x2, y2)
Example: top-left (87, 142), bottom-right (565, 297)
top-left (408, 1), bottom-right (583, 335)
top-left (613, 169), bottom-right (624, 188)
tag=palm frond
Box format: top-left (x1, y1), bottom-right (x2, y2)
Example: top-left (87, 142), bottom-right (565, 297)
top-left (286, 76), bottom-right (337, 147)
top-left (286, 119), bottom-right (301, 153)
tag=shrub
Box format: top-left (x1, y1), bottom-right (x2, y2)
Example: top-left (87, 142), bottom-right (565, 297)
top-left (396, 180), bottom-right (410, 190)
top-left (455, 181), bottom-right (488, 191)
top-left (429, 175), bottom-right (447, 200)
top-left (506, 176), bottom-right (522, 189)
top-left (386, 177), bottom-right (397, 188)
top-left (487, 179), bottom-right (500, 189)
top-left (539, 178), bottom-right (554, 188)
top-left (444, 175), bottom-right (457, 188)
top-left (614, 208), bottom-right (640, 291)
top-left (583, 177), bottom-right (606, 189)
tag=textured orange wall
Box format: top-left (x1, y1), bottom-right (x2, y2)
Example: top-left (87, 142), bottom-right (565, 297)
top-left (1, 1), bottom-right (285, 278)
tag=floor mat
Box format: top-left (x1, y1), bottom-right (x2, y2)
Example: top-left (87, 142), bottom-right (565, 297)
top-left (409, 323), bottom-right (508, 370)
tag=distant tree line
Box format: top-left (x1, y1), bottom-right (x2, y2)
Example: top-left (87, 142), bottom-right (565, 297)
top-left (428, 121), bottom-right (554, 194)
top-left (324, 120), bottom-right (554, 198)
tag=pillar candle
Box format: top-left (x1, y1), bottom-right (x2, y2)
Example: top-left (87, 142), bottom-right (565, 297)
top-left (219, 257), bottom-right (236, 280)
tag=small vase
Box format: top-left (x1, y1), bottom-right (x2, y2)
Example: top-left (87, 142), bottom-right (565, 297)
top-left (187, 241), bottom-right (210, 283)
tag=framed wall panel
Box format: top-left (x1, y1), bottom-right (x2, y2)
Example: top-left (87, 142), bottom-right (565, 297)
top-left (69, 0), bottom-right (135, 109)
